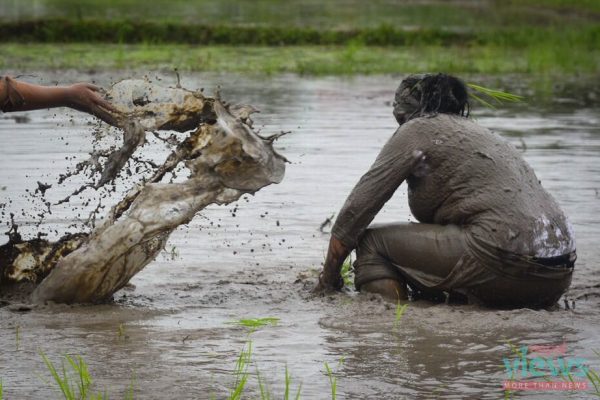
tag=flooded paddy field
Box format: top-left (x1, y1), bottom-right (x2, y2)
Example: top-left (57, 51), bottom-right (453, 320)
top-left (1, 72), bottom-right (599, 399)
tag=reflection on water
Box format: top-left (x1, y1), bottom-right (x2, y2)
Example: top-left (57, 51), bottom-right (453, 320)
top-left (1, 73), bottom-right (599, 399)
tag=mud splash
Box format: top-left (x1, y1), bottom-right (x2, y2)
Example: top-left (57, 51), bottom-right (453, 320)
top-left (0, 79), bottom-right (286, 304)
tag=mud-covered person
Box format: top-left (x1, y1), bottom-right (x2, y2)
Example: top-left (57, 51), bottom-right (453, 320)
top-left (0, 75), bottom-right (119, 124)
top-left (314, 73), bottom-right (576, 308)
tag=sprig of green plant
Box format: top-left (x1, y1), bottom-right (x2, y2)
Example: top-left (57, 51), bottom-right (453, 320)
top-left (40, 352), bottom-right (103, 400)
top-left (324, 357), bottom-right (345, 400)
top-left (231, 317), bottom-right (280, 333)
top-left (124, 371), bottom-right (136, 400)
top-left (340, 255), bottom-right (354, 288)
top-left (284, 366), bottom-right (302, 400)
top-left (467, 83), bottom-right (524, 109)
top-left (589, 350), bottom-right (600, 396)
top-left (393, 302), bottom-right (408, 329)
top-left (229, 342), bottom-right (253, 400)
top-left (586, 367), bottom-right (600, 396)
top-left (1, 378), bottom-right (3, 400)
top-left (256, 369), bottom-right (271, 400)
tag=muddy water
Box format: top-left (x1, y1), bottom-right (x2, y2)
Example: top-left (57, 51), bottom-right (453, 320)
top-left (1, 73), bottom-right (599, 399)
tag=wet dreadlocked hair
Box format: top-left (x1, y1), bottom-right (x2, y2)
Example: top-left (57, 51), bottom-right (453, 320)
top-left (395, 73), bottom-right (470, 120)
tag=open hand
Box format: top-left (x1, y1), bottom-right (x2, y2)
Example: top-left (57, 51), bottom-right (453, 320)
top-left (66, 83), bottom-right (121, 126)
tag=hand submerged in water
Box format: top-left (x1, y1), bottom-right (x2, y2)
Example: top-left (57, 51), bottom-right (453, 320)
top-left (312, 271), bottom-right (344, 295)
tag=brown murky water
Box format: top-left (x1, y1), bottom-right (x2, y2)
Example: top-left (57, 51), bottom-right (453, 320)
top-left (1, 72), bottom-right (599, 399)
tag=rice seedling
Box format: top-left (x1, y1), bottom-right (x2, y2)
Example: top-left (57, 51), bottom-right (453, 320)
top-left (340, 255), bottom-right (354, 288)
top-left (40, 352), bottom-right (104, 400)
top-left (284, 366), bottom-right (302, 400)
top-left (0, 378), bottom-right (3, 400)
top-left (124, 372), bottom-right (136, 400)
top-left (228, 341), bottom-right (253, 400)
top-left (586, 367), bottom-right (600, 397)
top-left (256, 369), bottom-right (271, 400)
top-left (231, 317), bottom-right (279, 333)
top-left (324, 357), bottom-right (345, 400)
top-left (467, 83), bottom-right (524, 109)
top-left (393, 302), bottom-right (408, 330)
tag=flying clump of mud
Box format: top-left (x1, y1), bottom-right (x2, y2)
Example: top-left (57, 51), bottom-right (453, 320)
top-left (0, 79), bottom-right (287, 304)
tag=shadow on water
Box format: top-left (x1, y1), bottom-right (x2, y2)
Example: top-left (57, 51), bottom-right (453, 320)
top-left (0, 72), bottom-right (599, 399)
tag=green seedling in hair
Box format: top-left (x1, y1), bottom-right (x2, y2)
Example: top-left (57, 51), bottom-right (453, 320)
top-left (467, 83), bottom-right (524, 109)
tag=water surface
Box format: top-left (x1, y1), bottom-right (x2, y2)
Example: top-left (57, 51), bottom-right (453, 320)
top-left (1, 72), bottom-right (599, 399)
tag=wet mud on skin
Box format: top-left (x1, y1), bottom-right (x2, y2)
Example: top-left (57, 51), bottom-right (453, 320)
top-left (1, 72), bottom-right (600, 399)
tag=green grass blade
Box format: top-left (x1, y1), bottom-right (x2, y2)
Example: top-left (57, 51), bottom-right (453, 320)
top-left (467, 83), bottom-right (524, 102)
top-left (467, 83), bottom-right (524, 109)
top-left (324, 362), bottom-right (336, 400)
top-left (295, 382), bottom-right (302, 400)
top-left (65, 354), bottom-right (91, 399)
top-left (340, 255), bottom-right (354, 287)
top-left (229, 341), bottom-right (252, 400)
top-left (256, 368), bottom-right (271, 400)
top-left (586, 368), bottom-right (600, 395)
top-left (40, 352), bottom-right (74, 400)
top-left (393, 303), bottom-right (408, 329)
top-left (469, 92), bottom-right (497, 110)
top-left (124, 371), bottom-right (136, 400)
top-left (284, 366), bottom-right (290, 400)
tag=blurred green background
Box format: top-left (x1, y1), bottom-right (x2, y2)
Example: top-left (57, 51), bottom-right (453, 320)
top-left (0, 0), bottom-right (598, 74)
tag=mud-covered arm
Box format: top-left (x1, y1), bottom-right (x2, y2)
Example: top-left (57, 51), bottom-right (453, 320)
top-left (0, 76), bottom-right (120, 125)
top-left (316, 123), bottom-right (427, 291)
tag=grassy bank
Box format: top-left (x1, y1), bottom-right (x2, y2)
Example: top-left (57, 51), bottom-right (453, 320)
top-left (1, 43), bottom-right (598, 75)
top-left (0, 1), bottom-right (597, 76)
top-left (0, 19), bottom-right (598, 48)
top-left (1, 0), bottom-right (598, 29)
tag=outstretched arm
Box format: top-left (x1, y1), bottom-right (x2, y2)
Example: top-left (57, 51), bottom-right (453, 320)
top-left (0, 76), bottom-right (120, 126)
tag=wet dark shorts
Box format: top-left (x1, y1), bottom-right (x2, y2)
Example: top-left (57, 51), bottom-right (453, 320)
top-left (352, 222), bottom-right (573, 308)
